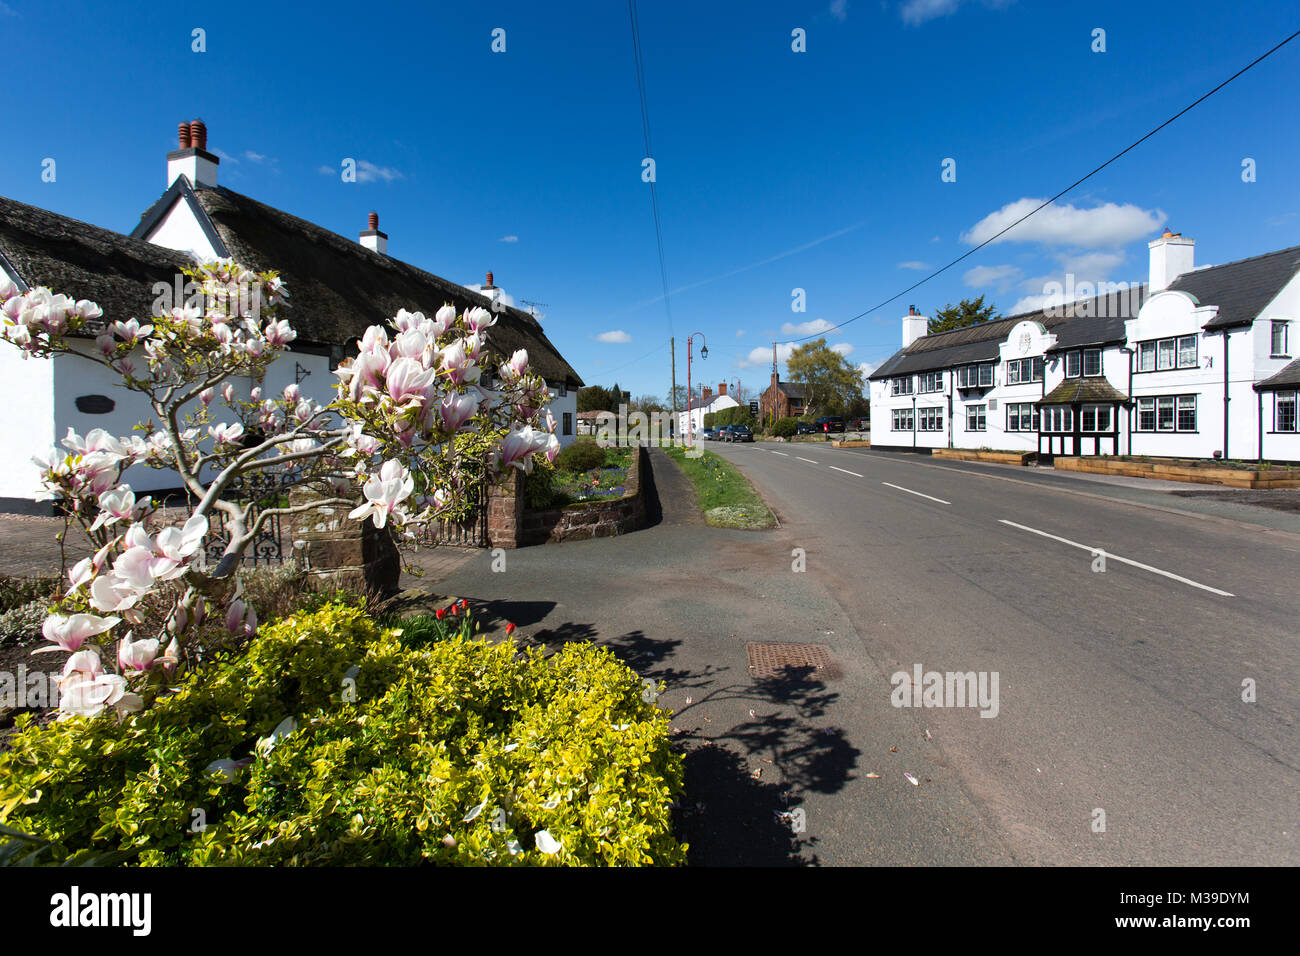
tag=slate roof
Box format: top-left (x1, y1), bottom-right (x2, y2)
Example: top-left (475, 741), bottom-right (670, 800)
top-left (1255, 358), bottom-right (1300, 391)
top-left (773, 381), bottom-right (805, 398)
top-left (870, 244), bottom-right (1300, 379)
top-left (0, 193), bottom-right (192, 334)
top-left (130, 182), bottom-right (583, 387)
top-left (1039, 377), bottom-right (1131, 405)
top-left (1171, 245), bottom-right (1300, 330)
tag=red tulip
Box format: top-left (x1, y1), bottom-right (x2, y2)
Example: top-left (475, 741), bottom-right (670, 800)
top-left (459, 599), bottom-right (468, 613)
top-left (506, 622), bottom-right (516, 636)
top-left (436, 608), bottom-right (445, 620)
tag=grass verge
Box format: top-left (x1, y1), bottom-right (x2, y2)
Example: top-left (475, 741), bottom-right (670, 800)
top-left (662, 444), bottom-right (777, 529)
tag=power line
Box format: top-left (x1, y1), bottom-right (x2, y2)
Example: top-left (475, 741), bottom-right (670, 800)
top-left (788, 25), bottom-right (1300, 345)
top-left (628, 0), bottom-right (674, 338)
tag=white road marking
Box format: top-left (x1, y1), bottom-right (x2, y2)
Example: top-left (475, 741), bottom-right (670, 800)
top-left (997, 519), bottom-right (1235, 597)
top-left (771, 451), bottom-right (789, 457)
top-left (830, 466), bottom-right (864, 478)
top-left (796, 456), bottom-right (818, 464)
top-left (881, 481), bottom-right (951, 505)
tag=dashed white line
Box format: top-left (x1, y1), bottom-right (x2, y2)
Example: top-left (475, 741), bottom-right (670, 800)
top-left (796, 456), bottom-right (817, 464)
top-left (998, 519), bottom-right (1234, 597)
top-left (771, 451), bottom-right (789, 457)
top-left (830, 465), bottom-right (864, 478)
top-left (881, 481), bottom-right (951, 505)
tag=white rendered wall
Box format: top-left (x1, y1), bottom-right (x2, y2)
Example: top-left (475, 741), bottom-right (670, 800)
top-left (144, 197), bottom-right (220, 260)
top-left (0, 346), bottom-right (56, 501)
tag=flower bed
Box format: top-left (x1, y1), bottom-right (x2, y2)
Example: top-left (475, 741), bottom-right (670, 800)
top-left (933, 448), bottom-right (1033, 465)
top-left (1054, 455), bottom-right (1300, 488)
top-left (523, 446), bottom-right (648, 543)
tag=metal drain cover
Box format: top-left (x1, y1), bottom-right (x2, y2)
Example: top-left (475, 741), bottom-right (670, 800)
top-left (746, 642), bottom-right (836, 680)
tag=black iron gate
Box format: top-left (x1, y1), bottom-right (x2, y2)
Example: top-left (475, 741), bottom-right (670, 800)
top-left (415, 480), bottom-right (489, 548)
top-left (192, 472), bottom-right (290, 567)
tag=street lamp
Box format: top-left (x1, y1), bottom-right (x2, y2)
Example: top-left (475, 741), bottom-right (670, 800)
top-left (686, 332), bottom-right (708, 449)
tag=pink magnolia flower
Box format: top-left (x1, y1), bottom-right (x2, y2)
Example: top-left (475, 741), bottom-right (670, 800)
top-left (113, 317), bottom-right (154, 342)
top-left (282, 383), bottom-right (301, 404)
top-left (349, 459), bottom-right (414, 529)
top-left (465, 306), bottom-right (496, 334)
top-left (499, 349), bottom-right (529, 382)
top-left (58, 650), bottom-right (138, 720)
top-left (199, 387), bottom-right (214, 406)
top-left (431, 305), bottom-right (456, 337)
top-left (439, 339), bottom-right (480, 386)
top-left (439, 391), bottom-right (478, 432)
top-left (117, 632), bottom-right (161, 674)
top-left (264, 319), bottom-right (295, 346)
top-left (225, 599), bottom-right (257, 637)
top-left (385, 356), bottom-right (436, 405)
top-left (209, 422), bottom-right (245, 446)
top-left (495, 425), bottom-right (549, 475)
top-left (36, 612), bottom-right (121, 654)
top-left (88, 485), bottom-right (138, 532)
top-left (221, 382), bottom-right (236, 403)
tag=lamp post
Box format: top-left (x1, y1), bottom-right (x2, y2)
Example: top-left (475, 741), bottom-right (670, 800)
top-left (686, 332), bottom-right (708, 449)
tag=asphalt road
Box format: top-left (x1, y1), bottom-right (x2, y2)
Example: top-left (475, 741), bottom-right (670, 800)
top-left (706, 439), bottom-right (1299, 865)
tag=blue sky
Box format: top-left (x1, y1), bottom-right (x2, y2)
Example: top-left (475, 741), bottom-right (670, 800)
top-left (2, 0), bottom-right (1298, 399)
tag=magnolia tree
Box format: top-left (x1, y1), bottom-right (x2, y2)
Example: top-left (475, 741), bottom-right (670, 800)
top-left (0, 259), bottom-right (558, 721)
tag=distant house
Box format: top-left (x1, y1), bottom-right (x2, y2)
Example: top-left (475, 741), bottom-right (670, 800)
top-left (868, 231), bottom-right (1300, 462)
top-left (0, 120), bottom-right (586, 509)
top-left (760, 371), bottom-right (806, 423)
top-left (676, 383), bottom-right (740, 437)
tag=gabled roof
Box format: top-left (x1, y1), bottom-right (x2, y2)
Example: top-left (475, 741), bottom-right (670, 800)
top-left (1039, 377), bottom-right (1131, 405)
top-left (0, 193), bottom-right (192, 333)
top-left (1172, 245), bottom-right (1300, 330)
top-left (131, 182), bottom-right (584, 387)
top-left (870, 243), bottom-right (1300, 379)
top-left (1255, 358), bottom-right (1300, 392)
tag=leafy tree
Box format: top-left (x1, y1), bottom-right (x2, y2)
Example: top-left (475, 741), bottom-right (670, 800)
top-left (928, 295), bottom-right (1000, 335)
top-left (577, 384), bottom-right (623, 413)
top-left (785, 338), bottom-right (863, 419)
top-left (630, 393), bottom-right (665, 414)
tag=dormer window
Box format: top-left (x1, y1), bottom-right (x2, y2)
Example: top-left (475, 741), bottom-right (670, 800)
top-left (956, 363), bottom-right (993, 389)
top-left (1065, 351), bottom-right (1081, 378)
top-left (1083, 348), bottom-right (1102, 377)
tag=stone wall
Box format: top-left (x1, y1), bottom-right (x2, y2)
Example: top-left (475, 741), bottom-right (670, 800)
top-left (511, 444), bottom-right (648, 546)
top-left (290, 492), bottom-right (401, 594)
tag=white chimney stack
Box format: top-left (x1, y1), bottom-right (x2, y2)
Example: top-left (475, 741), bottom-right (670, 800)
top-left (1148, 229), bottom-right (1195, 292)
top-left (360, 211), bottom-right (387, 254)
top-left (902, 305), bottom-right (928, 348)
top-left (167, 119), bottom-right (219, 188)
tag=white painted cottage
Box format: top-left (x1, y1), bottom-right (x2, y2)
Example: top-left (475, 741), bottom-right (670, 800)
top-left (676, 383), bottom-right (741, 438)
top-left (869, 231), bottom-right (1300, 463)
top-left (0, 120), bottom-right (584, 511)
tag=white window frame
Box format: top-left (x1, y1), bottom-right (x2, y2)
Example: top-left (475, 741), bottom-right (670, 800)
top-left (1138, 341), bottom-right (1155, 372)
top-left (1065, 351), bottom-right (1081, 378)
top-left (966, 404), bottom-right (986, 432)
top-left (1276, 391), bottom-right (1297, 433)
top-left (1137, 397), bottom-right (1155, 431)
top-left (1176, 335), bottom-right (1198, 369)
top-left (1157, 339), bottom-right (1176, 371)
top-left (1272, 320), bottom-right (1290, 358)
top-left (892, 408), bottom-right (914, 431)
top-left (891, 376), bottom-right (914, 396)
top-left (1083, 348), bottom-right (1102, 377)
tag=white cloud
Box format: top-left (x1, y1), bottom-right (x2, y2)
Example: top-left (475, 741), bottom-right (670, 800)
top-left (498, 235), bottom-right (519, 243)
top-left (831, 343), bottom-right (855, 357)
top-left (735, 329), bottom-right (745, 337)
top-left (214, 148), bottom-right (240, 164)
top-left (317, 165), bottom-right (335, 175)
top-left (780, 318), bottom-right (836, 337)
top-left (595, 330), bottom-right (631, 344)
top-left (355, 160), bottom-right (405, 184)
top-left (857, 361), bottom-right (878, 382)
top-left (829, 0), bottom-right (849, 21)
top-left (243, 151), bottom-right (267, 163)
top-left (898, 260), bottom-right (929, 271)
top-left (961, 198), bottom-right (1165, 248)
top-left (737, 343), bottom-right (795, 369)
top-left (1057, 250), bottom-right (1126, 277)
top-left (900, 0), bottom-right (1014, 25)
top-left (963, 264), bottom-right (1022, 292)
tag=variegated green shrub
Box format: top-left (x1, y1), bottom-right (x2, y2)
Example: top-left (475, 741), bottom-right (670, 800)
top-left (0, 603), bottom-right (686, 866)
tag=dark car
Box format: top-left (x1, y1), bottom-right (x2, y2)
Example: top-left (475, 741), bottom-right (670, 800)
top-left (814, 416), bottom-right (846, 434)
top-left (795, 421), bottom-right (816, 435)
top-left (702, 427), bottom-right (716, 441)
top-left (728, 425), bottom-right (754, 443)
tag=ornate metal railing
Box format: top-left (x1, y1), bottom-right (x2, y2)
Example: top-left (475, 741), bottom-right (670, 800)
top-left (192, 470), bottom-right (296, 567)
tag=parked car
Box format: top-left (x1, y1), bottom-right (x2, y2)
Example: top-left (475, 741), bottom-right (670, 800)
top-left (795, 421), bottom-right (816, 435)
top-left (814, 416), bottom-right (846, 434)
top-left (702, 427), bottom-right (716, 441)
top-left (728, 425), bottom-right (754, 443)
top-left (848, 417), bottom-right (870, 432)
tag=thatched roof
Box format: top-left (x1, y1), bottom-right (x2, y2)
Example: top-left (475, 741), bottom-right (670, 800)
top-left (0, 193), bottom-right (191, 333)
top-left (130, 181), bottom-right (582, 387)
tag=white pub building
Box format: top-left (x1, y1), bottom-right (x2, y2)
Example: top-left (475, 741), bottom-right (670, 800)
top-left (869, 231), bottom-right (1300, 463)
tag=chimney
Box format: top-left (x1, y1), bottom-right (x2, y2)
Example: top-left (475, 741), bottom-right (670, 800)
top-left (902, 304), bottom-right (928, 348)
top-left (360, 211), bottom-right (388, 254)
top-left (718, 382), bottom-right (727, 397)
top-left (166, 118), bottom-right (219, 188)
top-left (1148, 228), bottom-right (1194, 292)
top-left (484, 271), bottom-right (494, 289)
top-left (702, 386), bottom-right (713, 405)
